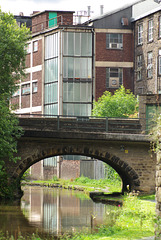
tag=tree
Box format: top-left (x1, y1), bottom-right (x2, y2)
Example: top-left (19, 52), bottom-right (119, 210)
top-left (0, 9), bottom-right (30, 96)
top-left (0, 9), bottom-right (30, 198)
top-left (92, 85), bottom-right (138, 118)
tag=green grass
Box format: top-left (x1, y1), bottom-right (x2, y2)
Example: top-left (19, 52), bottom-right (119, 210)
top-left (30, 175), bottom-right (122, 193)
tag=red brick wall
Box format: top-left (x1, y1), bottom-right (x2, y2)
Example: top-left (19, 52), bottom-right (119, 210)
top-left (95, 32), bottom-right (133, 62)
top-left (32, 71), bottom-right (42, 107)
top-left (33, 39), bottom-right (42, 66)
top-left (95, 67), bottom-right (133, 100)
top-left (57, 12), bottom-right (73, 25)
top-left (32, 12), bottom-right (48, 33)
top-left (21, 95), bottom-right (30, 108)
top-left (25, 54), bottom-right (30, 68)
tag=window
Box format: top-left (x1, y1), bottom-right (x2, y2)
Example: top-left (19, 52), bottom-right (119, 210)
top-left (63, 32), bottom-right (92, 56)
top-left (138, 24), bottom-right (143, 45)
top-left (21, 83), bottom-right (30, 95)
top-left (147, 52), bottom-right (153, 78)
top-left (33, 41), bottom-right (38, 52)
top-left (27, 43), bottom-right (31, 54)
top-left (148, 19), bottom-right (153, 42)
top-left (32, 81), bottom-right (38, 93)
top-left (137, 55), bottom-right (142, 80)
top-left (159, 16), bottom-right (161, 38)
top-left (106, 68), bottom-right (123, 88)
top-left (106, 33), bottom-right (123, 49)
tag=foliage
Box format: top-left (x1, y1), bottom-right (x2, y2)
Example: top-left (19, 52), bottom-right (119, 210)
top-left (32, 176), bottom-right (122, 193)
top-left (0, 9), bottom-right (30, 97)
top-left (0, 9), bottom-right (30, 198)
top-left (92, 85), bottom-right (138, 118)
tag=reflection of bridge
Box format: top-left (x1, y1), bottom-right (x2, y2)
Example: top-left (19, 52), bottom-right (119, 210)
top-left (5, 116), bottom-right (156, 198)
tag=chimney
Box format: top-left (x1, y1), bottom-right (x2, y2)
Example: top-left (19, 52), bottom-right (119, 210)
top-left (19, 12), bottom-right (24, 16)
top-left (100, 5), bottom-right (104, 15)
top-left (87, 6), bottom-right (91, 16)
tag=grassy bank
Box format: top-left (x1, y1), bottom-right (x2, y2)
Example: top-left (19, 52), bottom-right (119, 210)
top-left (27, 175), bottom-right (122, 193)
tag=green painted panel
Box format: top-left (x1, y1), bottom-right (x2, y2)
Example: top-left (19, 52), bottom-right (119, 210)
top-left (49, 12), bottom-right (57, 28)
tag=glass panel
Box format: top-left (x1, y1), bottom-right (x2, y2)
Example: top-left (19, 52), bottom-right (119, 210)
top-left (81, 32), bottom-right (87, 56)
top-left (45, 33), bottom-right (58, 59)
top-left (45, 83), bottom-right (58, 104)
top-left (68, 32), bottom-right (74, 55)
top-left (87, 83), bottom-right (92, 102)
top-left (75, 58), bottom-right (80, 78)
top-left (63, 32), bottom-right (68, 55)
top-left (81, 83), bottom-right (87, 102)
top-left (63, 57), bottom-right (68, 78)
top-left (88, 58), bottom-right (92, 78)
top-left (87, 104), bottom-right (92, 115)
top-left (80, 104), bottom-right (86, 116)
top-left (63, 82), bottom-right (68, 101)
top-left (81, 58), bottom-right (87, 78)
top-left (68, 82), bottom-right (73, 101)
top-left (87, 33), bottom-right (92, 56)
top-left (68, 57), bottom-right (74, 78)
top-left (75, 33), bottom-right (81, 56)
top-left (74, 82), bottom-right (80, 101)
top-left (74, 104), bottom-right (80, 115)
top-left (44, 104), bottom-right (58, 115)
top-left (63, 103), bottom-right (67, 115)
top-left (68, 103), bottom-right (74, 115)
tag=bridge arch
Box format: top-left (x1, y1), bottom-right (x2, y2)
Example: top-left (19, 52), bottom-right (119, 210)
top-left (11, 143), bottom-right (140, 193)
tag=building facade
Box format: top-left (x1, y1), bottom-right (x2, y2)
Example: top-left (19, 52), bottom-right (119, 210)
top-left (133, 4), bottom-right (161, 130)
top-left (12, 0), bottom-right (161, 179)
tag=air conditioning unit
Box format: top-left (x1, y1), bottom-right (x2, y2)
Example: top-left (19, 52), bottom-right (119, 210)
top-left (109, 43), bottom-right (122, 49)
top-left (109, 77), bottom-right (119, 88)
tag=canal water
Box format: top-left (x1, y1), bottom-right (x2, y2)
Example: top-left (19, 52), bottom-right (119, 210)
top-left (0, 186), bottom-right (116, 238)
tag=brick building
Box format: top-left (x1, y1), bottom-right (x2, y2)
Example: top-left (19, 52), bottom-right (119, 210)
top-left (12, 0), bottom-right (161, 179)
top-left (132, 3), bottom-right (161, 130)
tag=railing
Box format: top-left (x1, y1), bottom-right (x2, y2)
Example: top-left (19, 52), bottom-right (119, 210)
top-left (16, 113), bottom-right (147, 135)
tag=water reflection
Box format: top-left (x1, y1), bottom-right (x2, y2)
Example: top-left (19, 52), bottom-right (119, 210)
top-left (21, 186), bottom-right (105, 235)
top-left (0, 186), bottom-right (116, 237)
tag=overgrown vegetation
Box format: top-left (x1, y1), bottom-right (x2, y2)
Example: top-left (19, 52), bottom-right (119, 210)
top-left (92, 86), bottom-right (138, 118)
top-left (31, 175), bottom-right (122, 194)
top-left (0, 9), bottom-right (30, 199)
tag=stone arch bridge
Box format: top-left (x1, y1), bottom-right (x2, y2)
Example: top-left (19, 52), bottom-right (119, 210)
top-left (5, 116), bottom-right (156, 198)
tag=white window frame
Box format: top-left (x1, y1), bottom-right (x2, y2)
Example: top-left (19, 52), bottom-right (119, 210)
top-left (137, 55), bottom-right (142, 81)
top-left (33, 40), bottom-right (38, 52)
top-left (21, 83), bottom-right (30, 95)
top-left (32, 80), bottom-right (38, 93)
top-left (148, 19), bottom-right (153, 42)
top-left (147, 52), bottom-right (153, 78)
top-left (138, 24), bottom-right (143, 45)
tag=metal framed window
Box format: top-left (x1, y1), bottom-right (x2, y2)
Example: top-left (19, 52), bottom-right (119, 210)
top-left (138, 24), bottom-right (143, 45)
top-left (148, 19), bottom-right (153, 42)
top-left (106, 68), bottom-right (123, 88)
top-left (106, 33), bottom-right (123, 49)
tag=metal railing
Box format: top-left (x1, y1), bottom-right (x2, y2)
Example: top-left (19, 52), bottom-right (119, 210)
top-left (16, 113), bottom-right (147, 135)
